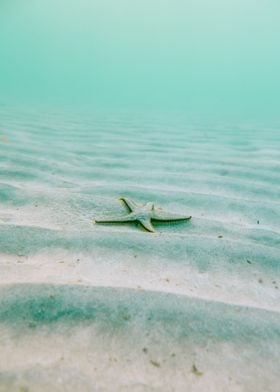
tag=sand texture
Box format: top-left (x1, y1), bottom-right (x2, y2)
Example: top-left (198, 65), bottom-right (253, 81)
top-left (0, 107), bottom-right (279, 391)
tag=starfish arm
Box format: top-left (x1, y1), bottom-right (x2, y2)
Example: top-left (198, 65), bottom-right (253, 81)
top-left (138, 218), bottom-right (155, 233)
top-left (119, 197), bottom-right (139, 212)
top-left (94, 213), bottom-right (135, 223)
top-left (152, 210), bottom-right (192, 222)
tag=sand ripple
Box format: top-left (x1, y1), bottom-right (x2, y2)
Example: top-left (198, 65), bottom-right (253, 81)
top-left (0, 107), bottom-right (279, 391)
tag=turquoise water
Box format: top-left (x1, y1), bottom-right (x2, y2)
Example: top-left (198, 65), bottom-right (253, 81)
top-left (0, 0), bottom-right (280, 119)
top-left (0, 2), bottom-right (280, 391)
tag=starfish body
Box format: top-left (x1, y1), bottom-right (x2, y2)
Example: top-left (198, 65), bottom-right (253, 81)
top-left (94, 197), bottom-right (192, 232)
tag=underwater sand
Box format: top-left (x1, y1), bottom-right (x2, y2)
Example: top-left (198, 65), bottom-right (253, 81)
top-left (0, 106), bottom-right (279, 391)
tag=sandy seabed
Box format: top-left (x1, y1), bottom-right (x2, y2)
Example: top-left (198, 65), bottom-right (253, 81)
top-left (0, 107), bottom-right (279, 391)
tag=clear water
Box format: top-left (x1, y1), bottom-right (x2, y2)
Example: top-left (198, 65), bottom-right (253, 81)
top-left (0, 2), bottom-right (279, 391)
top-left (0, 0), bottom-right (280, 119)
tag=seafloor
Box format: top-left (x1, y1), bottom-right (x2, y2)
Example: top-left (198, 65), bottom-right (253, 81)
top-left (0, 106), bottom-right (279, 391)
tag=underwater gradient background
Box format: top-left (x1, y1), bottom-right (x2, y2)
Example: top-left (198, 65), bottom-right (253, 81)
top-left (0, 0), bottom-right (280, 118)
top-left (0, 1), bottom-right (280, 391)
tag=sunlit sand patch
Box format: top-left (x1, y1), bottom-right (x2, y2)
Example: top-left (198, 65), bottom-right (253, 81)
top-left (0, 248), bottom-right (279, 313)
top-left (0, 284), bottom-right (279, 391)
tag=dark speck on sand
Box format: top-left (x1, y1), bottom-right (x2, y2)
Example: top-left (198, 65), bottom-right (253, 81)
top-left (150, 360), bottom-right (161, 368)
top-left (192, 364), bottom-right (203, 376)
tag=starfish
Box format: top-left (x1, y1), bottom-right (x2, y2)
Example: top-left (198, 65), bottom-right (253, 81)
top-left (94, 197), bottom-right (192, 233)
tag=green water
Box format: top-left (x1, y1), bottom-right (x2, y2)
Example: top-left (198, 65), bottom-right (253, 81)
top-left (0, 0), bottom-right (279, 119)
